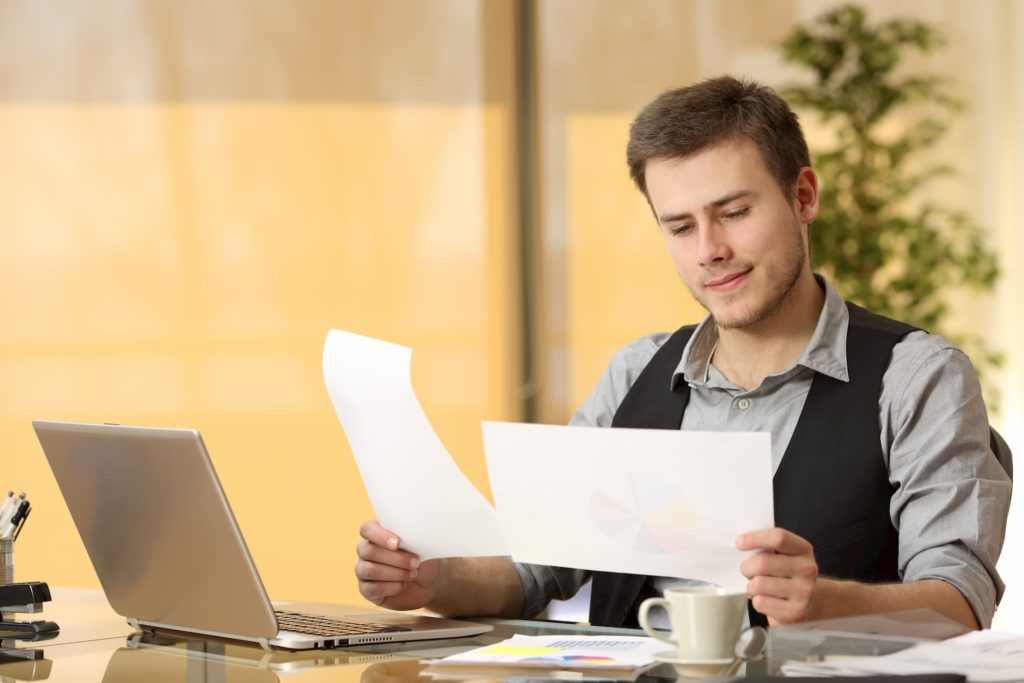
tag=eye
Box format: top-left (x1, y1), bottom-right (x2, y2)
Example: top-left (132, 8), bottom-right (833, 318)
top-left (723, 207), bottom-right (750, 220)
top-left (669, 223), bottom-right (695, 236)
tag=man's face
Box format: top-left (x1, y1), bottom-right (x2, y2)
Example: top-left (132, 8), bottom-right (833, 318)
top-left (644, 137), bottom-right (816, 330)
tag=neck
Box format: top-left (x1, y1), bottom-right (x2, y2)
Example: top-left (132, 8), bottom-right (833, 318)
top-left (712, 272), bottom-right (825, 391)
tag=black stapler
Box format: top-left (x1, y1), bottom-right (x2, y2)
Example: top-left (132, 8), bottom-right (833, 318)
top-left (0, 582), bottom-right (59, 636)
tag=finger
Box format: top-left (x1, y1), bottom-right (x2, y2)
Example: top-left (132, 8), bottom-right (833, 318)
top-left (355, 559), bottom-right (419, 583)
top-left (749, 594), bottom-right (809, 625)
top-left (359, 579), bottom-right (409, 605)
top-left (740, 551), bottom-right (818, 581)
top-left (746, 575), bottom-right (814, 604)
top-left (736, 528), bottom-right (814, 555)
top-left (356, 540), bottom-right (422, 570)
top-left (360, 520), bottom-right (401, 550)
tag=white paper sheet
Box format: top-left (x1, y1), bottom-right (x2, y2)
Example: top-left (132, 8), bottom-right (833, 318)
top-left (323, 329), bottom-right (507, 559)
top-left (481, 421), bottom-right (773, 590)
top-left (780, 629), bottom-right (1024, 681)
top-left (426, 634), bottom-right (665, 670)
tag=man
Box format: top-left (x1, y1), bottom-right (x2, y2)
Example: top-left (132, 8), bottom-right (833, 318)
top-left (354, 76), bottom-right (1010, 630)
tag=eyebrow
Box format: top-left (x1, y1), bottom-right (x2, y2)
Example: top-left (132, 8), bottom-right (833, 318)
top-left (657, 190), bottom-right (755, 225)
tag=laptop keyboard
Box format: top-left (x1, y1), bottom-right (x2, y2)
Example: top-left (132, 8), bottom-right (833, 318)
top-left (275, 610), bottom-right (412, 638)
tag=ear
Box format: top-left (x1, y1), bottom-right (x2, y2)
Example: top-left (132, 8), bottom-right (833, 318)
top-left (792, 167), bottom-right (819, 225)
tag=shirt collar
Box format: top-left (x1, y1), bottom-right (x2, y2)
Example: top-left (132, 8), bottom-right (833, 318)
top-left (672, 274), bottom-right (850, 389)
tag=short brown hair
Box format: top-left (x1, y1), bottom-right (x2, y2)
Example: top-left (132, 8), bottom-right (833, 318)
top-left (627, 76), bottom-right (810, 199)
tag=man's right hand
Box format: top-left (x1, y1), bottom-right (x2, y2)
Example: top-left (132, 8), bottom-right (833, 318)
top-left (355, 520), bottom-right (442, 611)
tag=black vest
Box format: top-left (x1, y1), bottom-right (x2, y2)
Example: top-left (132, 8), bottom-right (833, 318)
top-left (588, 302), bottom-right (916, 628)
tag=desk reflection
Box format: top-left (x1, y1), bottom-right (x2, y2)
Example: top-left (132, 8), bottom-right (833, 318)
top-left (0, 650), bottom-right (51, 682)
top-left (107, 633), bottom-right (415, 682)
top-left (360, 660), bottom-right (428, 683)
top-left (102, 642), bottom-right (278, 683)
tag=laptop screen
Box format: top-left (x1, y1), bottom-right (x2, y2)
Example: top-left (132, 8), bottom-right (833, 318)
top-left (34, 420), bottom-right (279, 639)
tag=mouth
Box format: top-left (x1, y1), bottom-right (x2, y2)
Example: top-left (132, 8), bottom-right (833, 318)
top-left (705, 269), bottom-right (752, 293)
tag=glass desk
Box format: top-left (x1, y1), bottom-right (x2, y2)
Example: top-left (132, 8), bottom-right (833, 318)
top-left (0, 589), bottom-right (928, 682)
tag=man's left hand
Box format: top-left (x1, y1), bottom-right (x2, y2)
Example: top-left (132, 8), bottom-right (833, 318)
top-left (737, 528), bottom-right (819, 625)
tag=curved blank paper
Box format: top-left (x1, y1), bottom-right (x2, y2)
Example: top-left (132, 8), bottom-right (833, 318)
top-left (323, 329), bottom-right (507, 559)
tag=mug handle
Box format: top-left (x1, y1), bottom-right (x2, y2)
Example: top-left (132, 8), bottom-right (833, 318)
top-left (637, 597), bottom-right (675, 646)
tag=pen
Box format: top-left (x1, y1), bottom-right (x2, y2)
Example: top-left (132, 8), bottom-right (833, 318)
top-left (0, 492), bottom-right (24, 529)
top-left (12, 506), bottom-right (30, 540)
top-left (0, 492), bottom-right (13, 528)
top-left (1, 500), bottom-right (29, 540)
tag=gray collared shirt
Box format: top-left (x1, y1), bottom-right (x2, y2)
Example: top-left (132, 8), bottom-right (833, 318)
top-left (514, 277), bottom-right (1010, 627)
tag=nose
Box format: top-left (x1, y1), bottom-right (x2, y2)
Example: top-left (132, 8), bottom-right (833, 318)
top-left (697, 224), bottom-right (732, 266)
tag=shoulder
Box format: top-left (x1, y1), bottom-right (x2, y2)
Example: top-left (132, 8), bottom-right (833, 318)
top-left (845, 301), bottom-right (919, 339)
top-left (607, 332), bottom-right (675, 377)
top-left (887, 329), bottom-right (975, 388)
top-left (842, 301), bottom-right (972, 382)
top-left (843, 303), bottom-right (986, 434)
top-left (881, 328), bottom-right (989, 449)
top-left (570, 332), bottom-right (674, 428)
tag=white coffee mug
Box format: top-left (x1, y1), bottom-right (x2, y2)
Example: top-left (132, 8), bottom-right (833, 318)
top-left (637, 585), bottom-right (747, 660)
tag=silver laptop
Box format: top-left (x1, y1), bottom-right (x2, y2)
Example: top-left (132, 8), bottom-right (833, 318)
top-left (33, 420), bottom-right (492, 650)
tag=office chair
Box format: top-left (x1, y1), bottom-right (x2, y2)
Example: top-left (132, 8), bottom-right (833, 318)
top-left (990, 427), bottom-right (1013, 482)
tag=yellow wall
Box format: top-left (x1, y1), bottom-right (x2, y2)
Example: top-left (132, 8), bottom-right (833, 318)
top-left (0, 2), bottom-right (519, 606)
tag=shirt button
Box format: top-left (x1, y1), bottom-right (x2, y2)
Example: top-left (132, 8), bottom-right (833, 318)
top-left (737, 398), bottom-right (751, 411)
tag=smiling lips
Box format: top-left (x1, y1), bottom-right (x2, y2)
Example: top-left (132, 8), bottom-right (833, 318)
top-left (705, 269), bottom-right (751, 292)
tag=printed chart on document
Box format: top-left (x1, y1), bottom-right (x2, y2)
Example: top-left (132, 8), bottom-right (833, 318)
top-left (590, 472), bottom-right (698, 553)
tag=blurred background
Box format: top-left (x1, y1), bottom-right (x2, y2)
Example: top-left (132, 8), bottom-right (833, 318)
top-left (1, 0), bottom-right (1021, 629)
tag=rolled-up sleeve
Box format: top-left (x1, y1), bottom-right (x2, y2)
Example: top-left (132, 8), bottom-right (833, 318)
top-left (514, 563), bottom-right (591, 619)
top-left (883, 332), bottom-right (1011, 627)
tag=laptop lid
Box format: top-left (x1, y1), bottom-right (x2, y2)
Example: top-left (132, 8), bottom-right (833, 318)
top-left (34, 420), bottom-right (280, 640)
top-left (34, 420), bottom-right (493, 650)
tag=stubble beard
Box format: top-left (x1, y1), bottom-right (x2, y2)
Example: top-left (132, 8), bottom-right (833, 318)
top-left (686, 219), bottom-right (807, 331)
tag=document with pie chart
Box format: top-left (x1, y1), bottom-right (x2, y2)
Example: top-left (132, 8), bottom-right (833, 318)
top-left (482, 421), bottom-right (773, 590)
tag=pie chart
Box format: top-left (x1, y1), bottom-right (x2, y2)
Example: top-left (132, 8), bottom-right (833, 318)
top-left (590, 472), bottom-right (697, 553)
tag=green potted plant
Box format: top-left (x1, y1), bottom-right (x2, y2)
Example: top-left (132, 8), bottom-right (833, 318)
top-left (778, 4), bottom-right (1001, 398)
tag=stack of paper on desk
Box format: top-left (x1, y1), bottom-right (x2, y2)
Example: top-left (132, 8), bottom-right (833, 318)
top-left (780, 630), bottom-right (1024, 681)
top-left (423, 634), bottom-right (665, 673)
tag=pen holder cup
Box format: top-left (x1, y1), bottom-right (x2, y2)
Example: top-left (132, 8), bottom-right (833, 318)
top-left (0, 538), bottom-right (12, 585)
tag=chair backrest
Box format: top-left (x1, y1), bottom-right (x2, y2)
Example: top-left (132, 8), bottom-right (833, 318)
top-left (991, 427), bottom-right (1013, 481)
